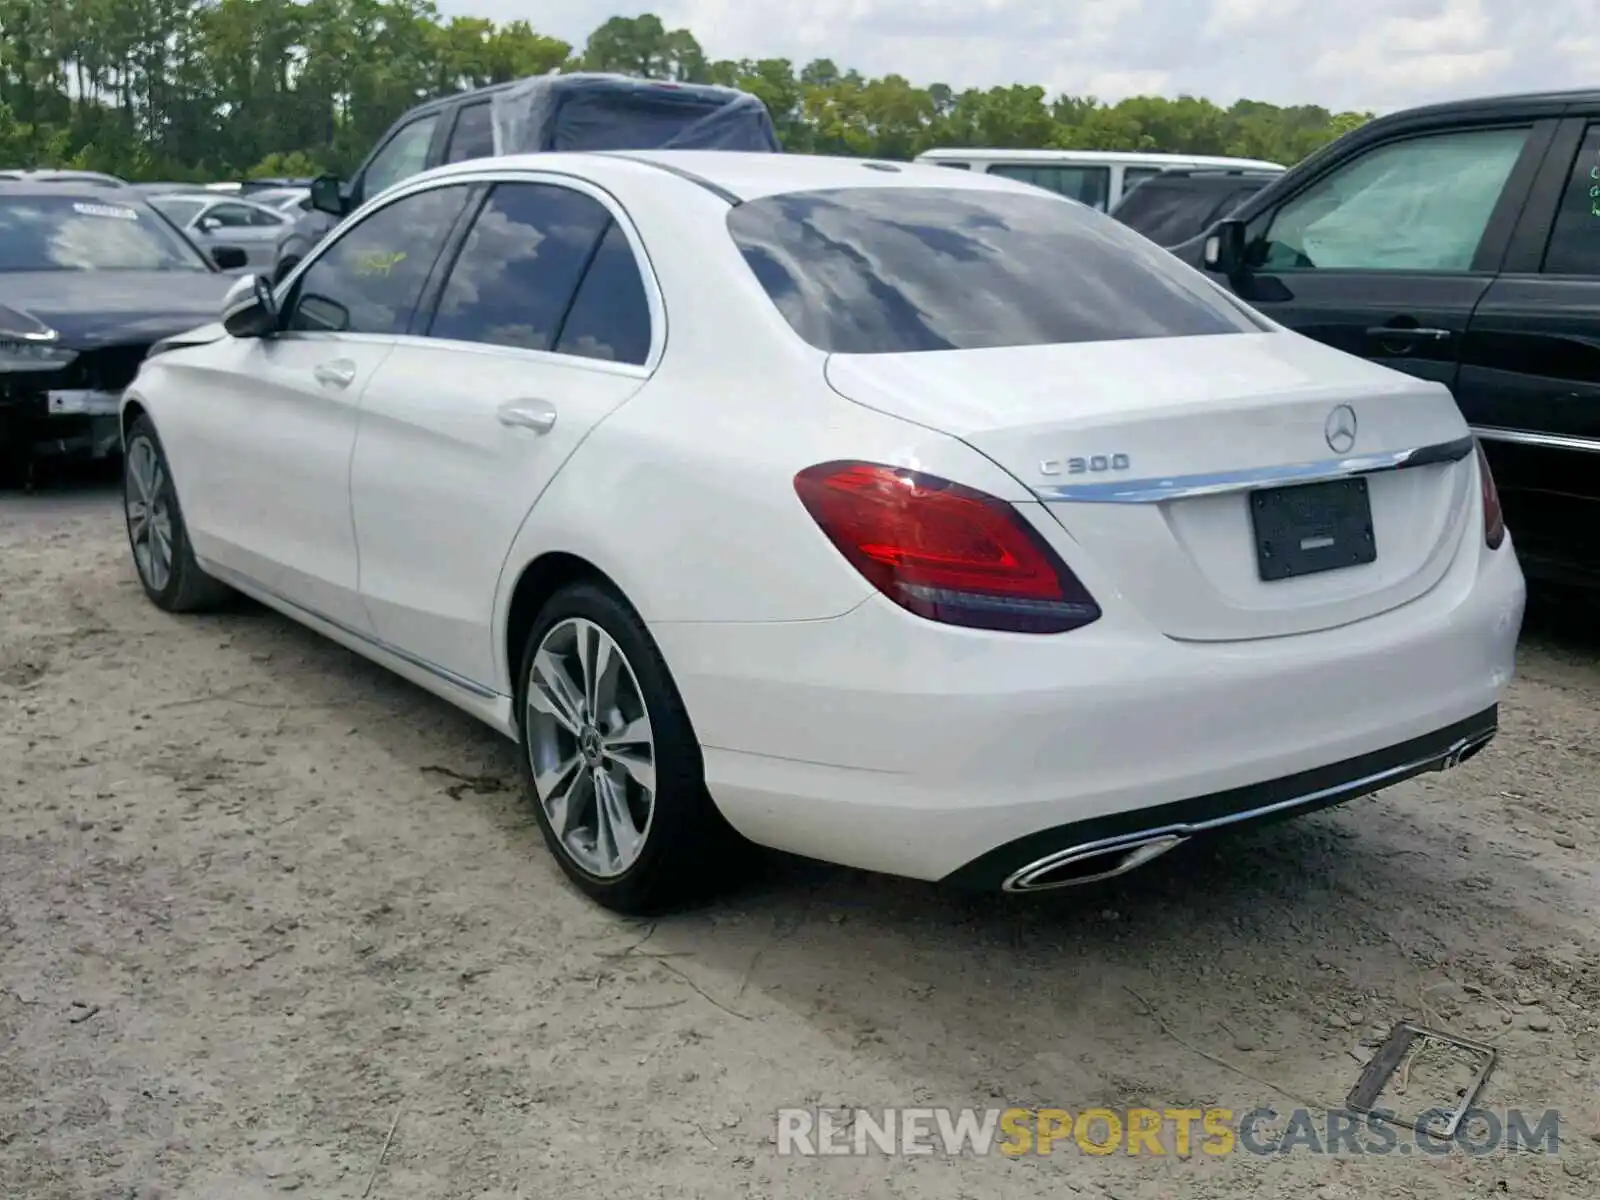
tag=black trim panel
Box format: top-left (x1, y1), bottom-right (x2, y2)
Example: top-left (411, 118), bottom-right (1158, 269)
top-left (940, 706), bottom-right (1499, 890)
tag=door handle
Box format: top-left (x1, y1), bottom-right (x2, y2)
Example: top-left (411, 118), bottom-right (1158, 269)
top-left (313, 359), bottom-right (357, 388)
top-left (497, 400), bottom-right (557, 434)
top-left (1365, 326), bottom-right (1452, 342)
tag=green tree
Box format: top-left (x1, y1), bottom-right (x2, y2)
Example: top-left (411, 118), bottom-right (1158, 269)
top-left (0, 3), bottom-right (1371, 180)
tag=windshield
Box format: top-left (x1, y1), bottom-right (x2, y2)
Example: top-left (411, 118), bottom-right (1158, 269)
top-left (727, 185), bottom-right (1266, 354)
top-left (0, 195), bottom-right (210, 272)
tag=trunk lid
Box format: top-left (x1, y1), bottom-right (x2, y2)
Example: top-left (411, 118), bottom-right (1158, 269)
top-left (823, 332), bottom-right (1477, 641)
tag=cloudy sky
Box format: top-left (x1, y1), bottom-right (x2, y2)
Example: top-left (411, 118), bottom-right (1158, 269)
top-left (439, 0), bottom-right (1593, 114)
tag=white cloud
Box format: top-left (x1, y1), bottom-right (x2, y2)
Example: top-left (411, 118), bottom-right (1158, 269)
top-left (440, 0), bottom-right (1597, 112)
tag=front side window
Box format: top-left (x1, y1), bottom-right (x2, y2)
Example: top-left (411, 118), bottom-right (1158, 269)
top-left (986, 164), bottom-right (1111, 210)
top-left (0, 195), bottom-right (209, 272)
top-left (1541, 123), bottom-right (1600, 276)
top-left (727, 185), bottom-right (1265, 355)
top-left (285, 184), bottom-right (471, 335)
top-left (1254, 126), bottom-right (1531, 272)
top-left (362, 115), bottom-right (441, 200)
top-left (427, 182), bottom-right (613, 352)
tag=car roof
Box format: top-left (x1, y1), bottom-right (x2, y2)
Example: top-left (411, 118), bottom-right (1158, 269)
top-left (1378, 87), bottom-right (1600, 121)
top-left (0, 182), bottom-right (149, 203)
top-left (397, 71), bottom-right (758, 119)
top-left (414, 149), bottom-right (1074, 206)
top-left (1131, 170), bottom-right (1277, 188)
top-left (0, 168), bottom-right (126, 185)
top-left (916, 148), bottom-right (1285, 169)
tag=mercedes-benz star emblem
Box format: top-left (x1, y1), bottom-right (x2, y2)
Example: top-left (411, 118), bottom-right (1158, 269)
top-left (1324, 404), bottom-right (1358, 454)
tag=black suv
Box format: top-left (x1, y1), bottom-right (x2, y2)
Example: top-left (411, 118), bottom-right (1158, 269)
top-left (273, 73), bottom-right (778, 283)
top-left (1109, 167), bottom-right (1279, 248)
top-left (1182, 90), bottom-right (1600, 589)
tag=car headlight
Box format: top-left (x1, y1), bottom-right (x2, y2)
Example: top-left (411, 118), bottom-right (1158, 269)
top-left (0, 337), bottom-right (77, 373)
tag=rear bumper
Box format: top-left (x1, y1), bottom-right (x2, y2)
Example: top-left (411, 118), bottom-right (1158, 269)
top-left (651, 531), bottom-right (1525, 884)
top-left (943, 706), bottom-right (1496, 891)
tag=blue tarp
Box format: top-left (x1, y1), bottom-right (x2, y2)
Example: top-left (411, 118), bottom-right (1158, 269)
top-left (491, 73), bottom-right (781, 155)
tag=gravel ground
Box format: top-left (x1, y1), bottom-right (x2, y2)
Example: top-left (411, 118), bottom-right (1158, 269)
top-left (2, 477), bottom-right (1598, 1200)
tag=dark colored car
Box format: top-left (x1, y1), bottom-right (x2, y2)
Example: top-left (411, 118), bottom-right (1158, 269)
top-left (0, 185), bottom-right (246, 486)
top-left (1110, 167), bottom-right (1279, 248)
top-left (1180, 89), bottom-right (1600, 589)
top-left (273, 72), bottom-right (780, 283)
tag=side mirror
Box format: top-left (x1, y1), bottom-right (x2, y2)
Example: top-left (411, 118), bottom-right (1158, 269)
top-left (309, 173), bottom-right (347, 217)
top-left (222, 273), bottom-right (280, 338)
top-left (211, 245), bottom-right (249, 271)
top-left (197, 215), bottom-right (220, 233)
top-left (1202, 218), bottom-right (1247, 276)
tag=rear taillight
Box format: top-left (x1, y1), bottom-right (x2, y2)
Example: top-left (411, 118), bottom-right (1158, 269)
top-left (793, 461), bottom-right (1101, 634)
top-left (1475, 441), bottom-right (1505, 550)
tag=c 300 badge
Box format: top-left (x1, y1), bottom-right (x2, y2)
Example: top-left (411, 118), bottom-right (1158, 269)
top-left (1039, 454), bottom-right (1131, 477)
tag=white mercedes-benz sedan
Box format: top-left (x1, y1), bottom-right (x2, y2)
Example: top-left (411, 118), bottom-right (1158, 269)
top-left (119, 150), bottom-right (1525, 913)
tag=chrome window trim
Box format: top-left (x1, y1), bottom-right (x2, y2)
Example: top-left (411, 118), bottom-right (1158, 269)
top-left (1035, 434), bottom-right (1476, 504)
top-left (1469, 425), bottom-right (1600, 454)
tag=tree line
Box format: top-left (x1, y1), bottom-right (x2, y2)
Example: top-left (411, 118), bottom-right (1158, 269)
top-left (0, 2), bottom-right (1374, 181)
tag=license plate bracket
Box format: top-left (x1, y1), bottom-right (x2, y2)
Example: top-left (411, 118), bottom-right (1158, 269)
top-left (1249, 477), bottom-right (1376, 582)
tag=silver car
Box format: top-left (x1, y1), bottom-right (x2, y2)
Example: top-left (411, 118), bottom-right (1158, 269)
top-left (145, 193), bottom-right (292, 273)
top-left (244, 187), bottom-right (312, 215)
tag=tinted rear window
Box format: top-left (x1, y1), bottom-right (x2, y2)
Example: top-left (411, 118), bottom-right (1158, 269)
top-left (726, 186), bottom-right (1264, 354)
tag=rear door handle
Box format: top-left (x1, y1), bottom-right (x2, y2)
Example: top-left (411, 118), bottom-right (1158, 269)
top-left (1365, 326), bottom-right (1452, 342)
top-left (313, 359), bottom-right (357, 388)
top-left (497, 400), bottom-right (557, 434)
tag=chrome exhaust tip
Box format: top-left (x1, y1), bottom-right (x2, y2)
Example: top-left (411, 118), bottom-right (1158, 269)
top-left (1002, 833), bottom-right (1188, 893)
top-left (1438, 730), bottom-right (1495, 771)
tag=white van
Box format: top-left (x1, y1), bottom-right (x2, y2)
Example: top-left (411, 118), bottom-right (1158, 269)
top-left (912, 148), bottom-right (1285, 211)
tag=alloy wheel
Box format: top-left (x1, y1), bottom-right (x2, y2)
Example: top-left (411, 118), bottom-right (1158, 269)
top-left (525, 617), bottom-right (657, 878)
top-left (125, 435), bottom-right (174, 594)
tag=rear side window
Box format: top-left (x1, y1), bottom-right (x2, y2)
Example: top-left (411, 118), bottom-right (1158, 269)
top-left (985, 164), bottom-right (1109, 210)
top-left (427, 182), bottom-right (613, 353)
top-left (553, 222), bottom-right (653, 365)
top-left (1120, 167), bottom-right (1163, 196)
top-left (1113, 180), bottom-right (1265, 247)
top-left (1542, 123), bottom-right (1600, 276)
top-left (727, 186), bottom-right (1265, 355)
top-left (446, 101), bottom-right (495, 163)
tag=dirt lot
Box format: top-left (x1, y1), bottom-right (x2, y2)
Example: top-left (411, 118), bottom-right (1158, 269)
top-left (2, 479), bottom-right (1598, 1200)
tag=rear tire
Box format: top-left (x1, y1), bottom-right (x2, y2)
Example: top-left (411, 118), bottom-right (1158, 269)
top-left (123, 415), bottom-right (233, 613)
top-left (516, 581), bottom-right (746, 913)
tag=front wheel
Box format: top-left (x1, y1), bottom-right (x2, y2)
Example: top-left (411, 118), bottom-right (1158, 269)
top-left (123, 416), bottom-right (233, 613)
top-left (517, 582), bottom-right (746, 913)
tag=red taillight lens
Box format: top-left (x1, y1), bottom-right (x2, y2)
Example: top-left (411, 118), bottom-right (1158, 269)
top-left (1475, 442), bottom-right (1505, 550)
top-left (793, 461), bottom-right (1101, 634)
